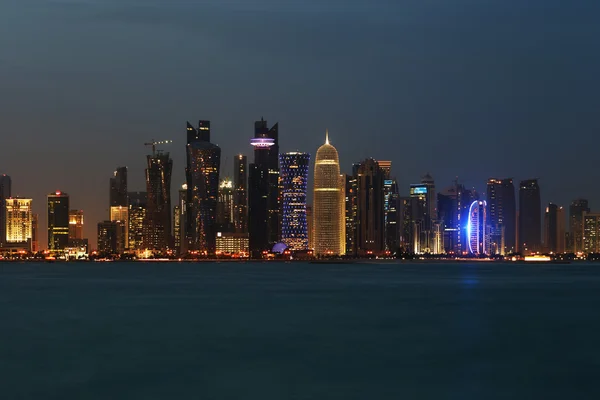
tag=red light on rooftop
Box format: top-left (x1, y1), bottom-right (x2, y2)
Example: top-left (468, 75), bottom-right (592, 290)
top-left (55, 191), bottom-right (61, 195)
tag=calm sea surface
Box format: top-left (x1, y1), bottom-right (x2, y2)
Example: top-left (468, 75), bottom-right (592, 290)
top-left (0, 261), bottom-right (599, 399)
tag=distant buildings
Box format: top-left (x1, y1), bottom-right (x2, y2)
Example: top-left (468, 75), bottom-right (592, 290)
top-left (217, 178), bottom-right (234, 232)
top-left (110, 167), bottom-right (128, 207)
top-left (279, 152), bottom-right (310, 251)
top-left (468, 200), bottom-right (488, 255)
top-left (233, 155), bottom-right (248, 234)
top-left (48, 191), bottom-right (70, 251)
top-left (518, 179), bottom-right (541, 254)
top-left (144, 148), bottom-right (173, 251)
top-left (582, 212), bottom-right (600, 253)
top-left (487, 178), bottom-right (516, 255)
top-left (313, 132), bottom-right (345, 256)
top-left (98, 220), bottom-right (125, 254)
top-left (544, 203), bottom-right (565, 253)
top-left (128, 191), bottom-right (147, 251)
top-left (569, 199), bottom-right (589, 253)
top-left (410, 174), bottom-right (438, 254)
top-left (5, 198), bottom-right (32, 248)
top-left (355, 159), bottom-right (385, 254)
top-left (69, 210), bottom-right (84, 240)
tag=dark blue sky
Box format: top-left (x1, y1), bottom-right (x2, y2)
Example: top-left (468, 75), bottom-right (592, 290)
top-left (1, 0), bottom-right (599, 246)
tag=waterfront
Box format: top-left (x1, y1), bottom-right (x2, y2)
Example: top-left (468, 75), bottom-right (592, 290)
top-left (1, 262), bottom-right (599, 399)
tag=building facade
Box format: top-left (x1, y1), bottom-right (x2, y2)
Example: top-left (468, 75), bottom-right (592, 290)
top-left (233, 155), bottom-right (248, 234)
top-left (0, 175), bottom-right (11, 247)
top-left (486, 178), bottom-right (516, 255)
top-left (144, 150), bottom-right (173, 251)
top-left (355, 159), bottom-right (386, 254)
top-left (583, 212), bottom-right (600, 254)
top-left (5, 198), bottom-right (32, 247)
top-left (47, 191), bottom-right (69, 251)
top-left (468, 200), bottom-right (489, 255)
top-left (569, 199), bottom-right (589, 253)
top-left (110, 167), bottom-right (128, 207)
top-left (217, 178), bottom-right (234, 231)
top-left (128, 192), bottom-right (147, 251)
top-left (518, 179), bottom-right (541, 254)
top-left (279, 152), bottom-right (310, 251)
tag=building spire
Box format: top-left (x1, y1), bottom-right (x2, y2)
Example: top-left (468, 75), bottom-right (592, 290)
top-left (325, 129), bottom-right (329, 145)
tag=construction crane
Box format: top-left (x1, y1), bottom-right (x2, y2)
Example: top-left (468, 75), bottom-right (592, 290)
top-left (144, 139), bottom-right (173, 156)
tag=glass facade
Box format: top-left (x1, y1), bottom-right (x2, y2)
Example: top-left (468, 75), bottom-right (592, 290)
top-left (279, 152), bottom-right (310, 251)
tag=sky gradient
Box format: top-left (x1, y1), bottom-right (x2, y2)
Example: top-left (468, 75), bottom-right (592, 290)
top-left (1, 0), bottom-right (599, 247)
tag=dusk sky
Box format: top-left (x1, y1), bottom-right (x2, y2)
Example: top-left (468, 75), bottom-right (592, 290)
top-left (1, 0), bottom-right (599, 247)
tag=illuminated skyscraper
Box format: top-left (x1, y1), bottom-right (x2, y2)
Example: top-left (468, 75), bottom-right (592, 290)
top-left (217, 178), bottom-right (234, 231)
top-left (544, 203), bottom-right (565, 253)
top-left (5, 198), bottom-right (32, 246)
top-left (279, 152), bottom-right (310, 251)
top-left (345, 173), bottom-right (358, 255)
top-left (233, 155), bottom-right (248, 233)
top-left (110, 205), bottom-right (128, 250)
top-left (98, 220), bottom-right (124, 254)
top-left (144, 150), bottom-right (172, 251)
top-left (248, 118), bottom-right (280, 257)
top-left (468, 200), bottom-right (489, 255)
top-left (128, 192), bottom-right (147, 251)
top-left (487, 178), bottom-right (516, 255)
top-left (355, 159), bottom-right (386, 254)
top-left (0, 175), bottom-right (11, 247)
top-left (47, 191), bottom-right (69, 251)
top-left (518, 179), bottom-right (541, 254)
top-left (313, 132), bottom-right (344, 256)
top-left (32, 213), bottom-right (39, 252)
top-left (110, 167), bottom-right (128, 207)
top-left (569, 199), bottom-right (589, 253)
top-left (69, 210), bottom-right (84, 240)
top-left (176, 185), bottom-right (186, 254)
top-left (410, 174), bottom-right (436, 254)
top-left (185, 120), bottom-right (221, 254)
top-left (583, 212), bottom-right (600, 254)
top-left (384, 178), bottom-right (400, 252)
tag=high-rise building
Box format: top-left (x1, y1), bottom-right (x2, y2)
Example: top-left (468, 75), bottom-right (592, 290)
top-left (0, 175), bottom-right (11, 247)
top-left (355, 159), bottom-right (386, 254)
top-left (378, 161), bottom-right (392, 178)
top-left (279, 152), bottom-right (310, 251)
top-left (569, 199), bottom-right (589, 253)
top-left (582, 212), bottom-right (600, 254)
top-left (313, 132), bottom-right (345, 256)
top-left (144, 149), bottom-right (173, 251)
top-left (248, 118), bottom-right (280, 257)
top-left (185, 120), bottom-right (221, 254)
top-left (307, 205), bottom-right (314, 250)
top-left (176, 185), bottom-right (187, 254)
top-left (31, 213), bottom-right (39, 252)
top-left (544, 203), bottom-right (566, 254)
top-left (399, 197), bottom-right (413, 252)
top-left (110, 167), bottom-right (128, 207)
top-left (518, 179), bottom-right (541, 254)
top-left (467, 200), bottom-right (489, 255)
top-left (233, 155), bottom-right (248, 233)
top-left (47, 191), bottom-right (69, 251)
top-left (410, 174), bottom-right (436, 254)
top-left (68, 210), bottom-right (84, 240)
top-left (128, 192), bottom-right (147, 251)
top-left (217, 178), bottom-right (234, 231)
top-left (384, 178), bottom-right (400, 252)
top-left (486, 178), bottom-right (516, 255)
top-left (345, 173), bottom-right (358, 255)
top-left (97, 221), bottom-right (125, 254)
top-left (557, 206), bottom-right (566, 254)
top-left (110, 205), bottom-right (128, 250)
top-left (5, 198), bottom-right (32, 247)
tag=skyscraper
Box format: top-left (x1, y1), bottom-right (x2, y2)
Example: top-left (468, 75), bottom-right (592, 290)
top-left (569, 199), bottom-right (589, 253)
top-left (486, 178), bottom-right (516, 254)
top-left (467, 200), bottom-right (489, 255)
top-left (69, 210), bottom-right (84, 240)
top-left (31, 213), bottom-right (39, 252)
top-left (110, 167), bottom-right (128, 207)
top-left (144, 149), bottom-right (173, 251)
top-left (355, 158), bottom-right (386, 254)
top-left (248, 118), bottom-right (280, 257)
top-left (47, 191), bottom-right (69, 251)
top-left (345, 173), bottom-right (358, 255)
top-left (0, 175), bottom-right (11, 247)
top-left (313, 132), bottom-right (345, 256)
top-left (110, 205), bottom-right (128, 250)
top-left (128, 192), bottom-right (147, 251)
top-left (217, 178), bottom-right (234, 231)
top-left (279, 152), bottom-right (310, 251)
top-left (518, 179), bottom-right (541, 254)
top-left (544, 203), bottom-right (565, 253)
top-left (176, 185), bottom-right (186, 254)
top-left (5, 198), bottom-right (32, 247)
top-left (410, 174), bottom-right (436, 254)
top-left (97, 221), bottom-right (124, 255)
top-left (384, 178), bottom-right (400, 252)
top-left (185, 120), bottom-right (221, 254)
top-left (582, 212), bottom-right (600, 254)
top-left (233, 155), bottom-right (248, 233)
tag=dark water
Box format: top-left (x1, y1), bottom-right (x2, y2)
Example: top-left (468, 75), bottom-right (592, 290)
top-left (1, 262), bottom-right (599, 399)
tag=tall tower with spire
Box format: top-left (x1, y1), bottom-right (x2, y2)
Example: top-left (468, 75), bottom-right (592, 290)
top-left (313, 131), bottom-right (345, 256)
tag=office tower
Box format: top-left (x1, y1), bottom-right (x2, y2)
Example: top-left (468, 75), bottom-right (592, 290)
top-left (217, 178), bottom-right (234, 230)
top-left (233, 155), bottom-right (248, 233)
top-left (279, 152), bottom-right (310, 251)
top-left (486, 178), bottom-right (516, 255)
top-left (569, 199), bottom-right (589, 253)
top-left (31, 213), bottom-right (39, 252)
top-left (582, 212), bottom-right (600, 253)
top-left (98, 221), bottom-right (125, 254)
top-left (69, 210), bottom-right (84, 240)
top-left (110, 205), bottom-right (128, 250)
top-left (544, 203), bottom-right (566, 254)
top-left (313, 132), bottom-right (344, 256)
top-left (173, 205), bottom-right (181, 250)
top-left (437, 186), bottom-right (458, 254)
top-left (110, 167), bottom-right (128, 207)
top-left (378, 161), bottom-right (392, 179)
top-left (345, 174), bottom-right (358, 255)
top-left (355, 158), bottom-right (386, 254)
top-left (467, 200), bottom-right (489, 255)
top-left (307, 205), bottom-right (314, 250)
top-left (176, 185), bottom-right (187, 254)
top-left (185, 120), bottom-right (221, 254)
top-left (0, 174), bottom-right (11, 247)
top-left (128, 192), bottom-right (147, 251)
top-left (248, 118), bottom-right (280, 257)
top-left (47, 191), bottom-right (69, 251)
top-left (518, 179), bottom-right (541, 254)
top-left (384, 178), bottom-right (400, 252)
top-left (410, 174), bottom-right (436, 254)
top-left (5, 198), bottom-right (32, 247)
top-left (145, 148), bottom-right (173, 251)
top-left (399, 197), bottom-right (413, 252)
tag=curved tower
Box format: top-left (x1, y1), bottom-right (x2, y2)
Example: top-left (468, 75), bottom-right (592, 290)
top-left (313, 131), bottom-right (344, 256)
top-left (468, 200), bottom-right (488, 255)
